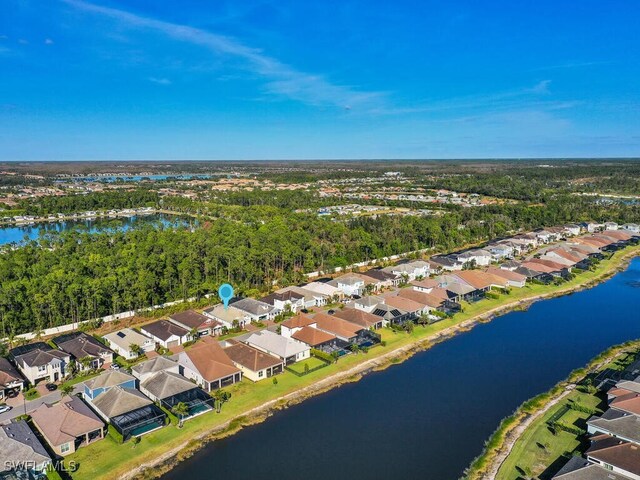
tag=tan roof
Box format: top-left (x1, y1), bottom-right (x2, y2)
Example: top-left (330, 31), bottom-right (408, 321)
top-left (519, 261), bottom-right (557, 274)
top-left (85, 370), bottom-right (135, 390)
top-left (92, 386), bottom-right (152, 418)
top-left (169, 310), bottom-right (215, 330)
top-left (410, 278), bottom-right (438, 289)
top-left (525, 258), bottom-right (567, 271)
top-left (291, 326), bottom-right (336, 347)
top-left (397, 289), bottom-right (443, 308)
top-left (141, 371), bottom-right (199, 400)
top-left (313, 312), bottom-right (363, 339)
top-left (587, 437), bottom-right (640, 477)
top-left (611, 392), bottom-right (640, 416)
top-left (485, 267), bottom-right (527, 283)
top-left (281, 313), bottom-right (316, 329)
top-left (224, 343), bottom-right (282, 372)
top-left (182, 342), bottom-right (240, 382)
top-left (31, 396), bottom-right (104, 447)
top-left (384, 296), bottom-right (424, 313)
top-left (333, 308), bottom-right (381, 328)
top-left (453, 270), bottom-right (507, 290)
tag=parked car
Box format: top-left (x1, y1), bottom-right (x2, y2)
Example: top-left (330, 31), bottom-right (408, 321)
top-left (0, 405), bottom-right (12, 414)
top-left (110, 363), bottom-right (121, 371)
top-left (45, 383), bottom-right (57, 392)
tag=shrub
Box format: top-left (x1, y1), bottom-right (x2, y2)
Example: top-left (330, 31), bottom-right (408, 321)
top-left (108, 424), bottom-right (124, 444)
top-left (311, 349), bottom-right (335, 363)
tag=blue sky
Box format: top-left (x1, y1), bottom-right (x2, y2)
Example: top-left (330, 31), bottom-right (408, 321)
top-left (1, 0), bottom-right (639, 160)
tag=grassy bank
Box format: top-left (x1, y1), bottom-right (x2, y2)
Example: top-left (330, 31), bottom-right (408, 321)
top-left (64, 245), bottom-right (640, 480)
top-left (464, 340), bottom-right (640, 480)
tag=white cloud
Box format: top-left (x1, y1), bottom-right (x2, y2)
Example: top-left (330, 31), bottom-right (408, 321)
top-left (148, 77), bottom-right (172, 85)
top-left (44, 38), bottom-right (54, 45)
top-left (62, 0), bottom-right (385, 109)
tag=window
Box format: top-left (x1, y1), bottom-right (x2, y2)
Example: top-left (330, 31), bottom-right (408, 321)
top-left (38, 365), bottom-right (47, 373)
top-left (61, 443), bottom-right (70, 453)
top-left (258, 371), bottom-right (263, 378)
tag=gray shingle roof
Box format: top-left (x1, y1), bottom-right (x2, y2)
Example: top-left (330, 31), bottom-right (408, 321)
top-left (0, 420), bottom-right (51, 468)
top-left (131, 356), bottom-right (178, 377)
top-left (92, 386), bottom-right (152, 418)
top-left (141, 371), bottom-right (198, 400)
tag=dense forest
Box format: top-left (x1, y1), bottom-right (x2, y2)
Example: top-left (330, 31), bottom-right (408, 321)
top-left (1, 191), bottom-right (639, 337)
top-left (20, 190), bottom-right (161, 215)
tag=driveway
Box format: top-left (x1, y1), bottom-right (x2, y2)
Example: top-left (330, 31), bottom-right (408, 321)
top-left (0, 383), bottom-right (84, 424)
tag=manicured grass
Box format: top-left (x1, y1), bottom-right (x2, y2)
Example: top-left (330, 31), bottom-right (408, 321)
top-left (286, 356), bottom-right (328, 374)
top-left (24, 388), bottom-right (39, 401)
top-left (60, 372), bottom-right (101, 390)
top-left (64, 245), bottom-right (640, 480)
top-left (496, 391), bottom-right (603, 479)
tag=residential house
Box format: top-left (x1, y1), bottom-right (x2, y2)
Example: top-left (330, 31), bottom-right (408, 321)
top-left (244, 330), bottom-right (310, 365)
top-left (333, 307), bottom-right (384, 329)
top-left (485, 267), bottom-right (527, 288)
top-left (623, 223), bottom-right (640, 234)
top-left (361, 268), bottom-right (400, 288)
top-left (224, 342), bottom-right (284, 382)
top-left (514, 265), bottom-right (554, 284)
top-left (352, 295), bottom-right (384, 313)
top-left (291, 327), bottom-right (338, 351)
top-left (260, 290), bottom-right (305, 313)
top-left (563, 224), bottom-right (582, 237)
top-left (140, 370), bottom-right (214, 418)
top-left (0, 421), bottom-right (51, 475)
top-left (83, 370), bottom-right (137, 402)
top-left (169, 310), bottom-right (223, 337)
top-left (53, 332), bottom-right (114, 370)
top-left (585, 435), bottom-right (640, 480)
top-left (0, 357), bottom-right (24, 400)
top-left (454, 248), bottom-right (492, 267)
top-left (523, 258), bottom-right (570, 277)
top-left (311, 312), bottom-right (376, 344)
top-left (487, 243), bottom-right (515, 262)
top-left (280, 313), bottom-right (317, 339)
top-left (451, 270), bottom-right (508, 293)
top-left (384, 295), bottom-right (428, 317)
top-left (278, 285), bottom-right (328, 308)
top-left (103, 328), bottom-right (155, 360)
top-left (605, 222), bottom-right (619, 231)
top-left (202, 304), bottom-right (247, 329)
top-left (397, 288), bottom-right (447, 313)
top-left (91, 386), bottom-right (167, 440)
top-left (328, 274), bottom-right (366, 297)
top-left (30, 396), bottom-right (105, 456)
top-left (178, 342), bottom-right (242, 391)
top-left (131, 356), bottom-right (180, 382)
top-left (231, 297), bottom-right (278, 322)
top-left (140, 320), bottom-right (191, 349)
top-left (411, 278), bottom-right (438, 293)
top-left (301, 282), bottom-right (344, 302)
top-left (429, 255), bottom-right (464, 272)
top-left (9, 343), bottom-right (70, 385)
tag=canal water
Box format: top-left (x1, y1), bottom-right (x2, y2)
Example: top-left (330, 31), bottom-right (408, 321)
top-left (162, 258), bottom-right (640, 480)
top-left (0, 214), bottom-right (192, 246)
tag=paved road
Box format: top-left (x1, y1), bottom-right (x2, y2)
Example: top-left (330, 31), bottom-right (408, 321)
top-left (0, 384), bottom-right (84, 424)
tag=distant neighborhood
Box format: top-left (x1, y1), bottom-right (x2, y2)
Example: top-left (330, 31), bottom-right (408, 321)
top-left (0, 220), bottom-right (639, 479)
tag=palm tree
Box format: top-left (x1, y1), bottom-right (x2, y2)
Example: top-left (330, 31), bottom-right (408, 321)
top-left (171, 402), bottom-right (189, 428)
top-left (129, 343), bottom-right (143, 357)
top-left (213, 390), bottom-right (231, 413)
top-left (60, 384), bottom-right (74, 397)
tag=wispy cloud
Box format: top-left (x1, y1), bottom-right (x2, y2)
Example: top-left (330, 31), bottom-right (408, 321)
top-left (148, 76), bottom-right (172, 86)
top-left (44, 38), bottom-right (54, 45)
top-left (62, 0), bottom-right (385, 109)
top-left (531, 61), bottom-right (612, 72)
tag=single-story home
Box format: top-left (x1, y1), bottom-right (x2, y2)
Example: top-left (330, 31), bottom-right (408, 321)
top-left (276, 285), bottom-right (328, 308)
top-left (360, 268), bottom-right (400, 288)
top-left (291, 326), bottom-right (338, 351)
top-left (244, 330), bottom-right (310, 365)
top-left (301, 281), bottom-right (344, 301)
top-left (410, 278), bottom-right (438, 293)
top-left (333, 307), bottom-right (384, 329)
top-left (169, 310), bottom-right (223, 337)
top-left (224, 342), bottom-right (284, 382)
top-left (484, 267), bottom-right (527, 288)
top-left (178, 342), bottom-right (242, 391)
top-left (83, 370), bottom-right (137, 402)
top-left (203, 304), bottom-right (248, 329)
top-left (312, 312), bottom-right (365, 342)
top-left (140, 320), bottom-right (191, 349)
top-left (140, 370), bottom-right (214, 418)
top-left (131, 356), bottom-right (180, 382)
top-left (91, 386), bottom-right (167, 441)
top-left (451, 270), bottom-right (508, 292)
top-left (0, 357), bottom-right (24, 400)
top-left (231, 297), bottom-right (278, 322)
top-left (260, 290), bottom-right (305, 312)
top-left (9, 342), bottom-right (71, 385)
top-left (30, 396), bottom-right (105, 456)
top-left (384, 295), bottom-right (428, 317)
top-left (53, 331), bottom-right (114, 370)
top-left (103, 328), bottom-right (155, 360)
top-left (0, 421), bottom-right (51, 474)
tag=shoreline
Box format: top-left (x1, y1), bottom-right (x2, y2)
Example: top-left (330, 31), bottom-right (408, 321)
top-left (466, 339), bottom-right (640, 480)
top-left (111, 248), bottom-right (640, 480)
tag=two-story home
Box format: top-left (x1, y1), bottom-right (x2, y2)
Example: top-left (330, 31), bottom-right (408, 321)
top-left (140, 320), bottom-right (191, 349)
top-left (53, 332), bottom-right (114, 370)
top-left (0, 357), bottom-right (24, 400)
top-left (10, 343), bottom-right (70, 385)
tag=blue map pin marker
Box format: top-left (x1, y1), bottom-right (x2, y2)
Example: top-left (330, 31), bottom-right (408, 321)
top-left (218, 283), bottom-right (234, 309)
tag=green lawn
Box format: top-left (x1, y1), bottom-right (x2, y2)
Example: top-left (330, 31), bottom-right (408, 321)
top-left (286, 356), bottom-right (328, 374)
top-left (24, 388), bottom-right (39, 401)
top-left (497, 391), bottom-right (604, 480)
top-left (63, 245), bottom-right (640, 480)
top-left (61, 372), bottom-right (101, 390)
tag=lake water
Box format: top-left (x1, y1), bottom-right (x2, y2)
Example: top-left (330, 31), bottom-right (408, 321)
top-left (162, 258), bottom-right (640, 480)
top-left (0, 214), bottom-right (193, 246)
